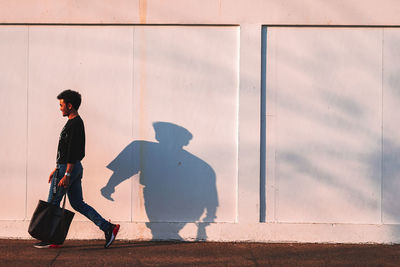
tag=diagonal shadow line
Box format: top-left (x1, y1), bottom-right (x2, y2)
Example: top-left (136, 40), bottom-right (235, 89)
top-left (49, 249), bottom-right (62, 266)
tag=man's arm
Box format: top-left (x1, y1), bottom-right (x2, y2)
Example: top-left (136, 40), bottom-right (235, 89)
top-left (48, 168), bottom-right (57, 183)
top-left (58, 163), bottom-right (74, 188)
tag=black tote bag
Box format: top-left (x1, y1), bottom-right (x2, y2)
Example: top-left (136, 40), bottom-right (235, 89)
top-left (28, 176), bottom-right (75, 245)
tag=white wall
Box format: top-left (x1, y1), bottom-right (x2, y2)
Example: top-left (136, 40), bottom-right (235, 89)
top-left (3, 1), bottom-right (400, 243)
top-left (0, 25), bottom-right (240, 241)
top-left (2, 0), bottom-right (400, 25)
top-left (265, 28), bottom-right (383, 224)
top-left (0, 27), bottom-right (28, 220)
top-left (262, 27), bottom-right (400, 242)
top-left (26, 26), bottom-right (135, 224)
top-left (130, 26), bottom-right (238, 224)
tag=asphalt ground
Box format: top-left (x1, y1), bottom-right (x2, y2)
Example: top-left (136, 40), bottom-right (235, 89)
top-left (0, 239), bottom-right (400, 266)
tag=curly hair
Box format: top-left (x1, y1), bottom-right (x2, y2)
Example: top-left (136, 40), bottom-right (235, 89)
top-left (57, 89), bottom-right (82, 110)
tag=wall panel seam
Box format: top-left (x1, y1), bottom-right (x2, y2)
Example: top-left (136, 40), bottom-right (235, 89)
top-left (236, 26), bottom-right (241, 224)
top-left (24, 26), bottom-right (30, 221)
top-left (260, 25), bottom-right (267, 223)
top-left (381, 28), bottom-right (385, 225)
top-left (131, 26), bottom-right (135, 223)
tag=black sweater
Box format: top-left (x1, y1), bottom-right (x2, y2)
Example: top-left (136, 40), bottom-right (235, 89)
top-left (56, 116), bottom-right (85, 164)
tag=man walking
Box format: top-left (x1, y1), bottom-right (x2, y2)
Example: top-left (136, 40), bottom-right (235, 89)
top-left (34, 89), bottom-right (119, 249)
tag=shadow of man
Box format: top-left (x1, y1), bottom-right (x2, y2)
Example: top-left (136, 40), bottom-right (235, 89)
top-left (101, 122), bottom-right (218, 240)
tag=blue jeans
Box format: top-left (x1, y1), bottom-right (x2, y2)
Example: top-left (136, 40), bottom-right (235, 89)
top-left (48, 162), bottom-right (110, 232)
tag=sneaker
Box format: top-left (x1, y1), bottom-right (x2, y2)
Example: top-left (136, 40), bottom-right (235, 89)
top-left (33, 241), bottom-right (61, 249)
top-left (104, 223), bottom-right (120, 248)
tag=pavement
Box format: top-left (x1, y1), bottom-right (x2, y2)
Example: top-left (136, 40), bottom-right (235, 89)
top-left (1, 239), bottom-right (400, 266)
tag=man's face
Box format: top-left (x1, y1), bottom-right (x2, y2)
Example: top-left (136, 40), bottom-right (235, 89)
top-left (59, 99), bottom-right (70, 117)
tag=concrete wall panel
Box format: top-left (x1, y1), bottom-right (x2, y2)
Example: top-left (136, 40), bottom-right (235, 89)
top-left (238, 24), bottom-right (262, 223)
top-left (27, 26), bottom-right (134, 223)
top-left (0, 27), bottom-right (28, 220)
top-left (266, 28), bottom-right (383, 223)
top-left (127, 26), bottom-right (239, 223)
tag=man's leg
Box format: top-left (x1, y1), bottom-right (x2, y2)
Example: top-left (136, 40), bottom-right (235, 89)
top-left (47, 165), bottom-right (68, 205)
top-left (68, 162), bottom-right (119, 248)
top-left (67, 163), bottom-right (110, 231)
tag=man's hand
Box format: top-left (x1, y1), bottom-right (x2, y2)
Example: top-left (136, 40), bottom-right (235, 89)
top-left (58, 176), bottom-right (70, 188)
top-left (48, 168), bottom-right (56, 183)
top-left (58, 163), bottom-right (74, 188)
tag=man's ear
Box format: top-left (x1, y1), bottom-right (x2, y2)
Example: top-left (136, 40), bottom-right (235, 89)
top-left (67, 103), bottom-right (73, 110)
